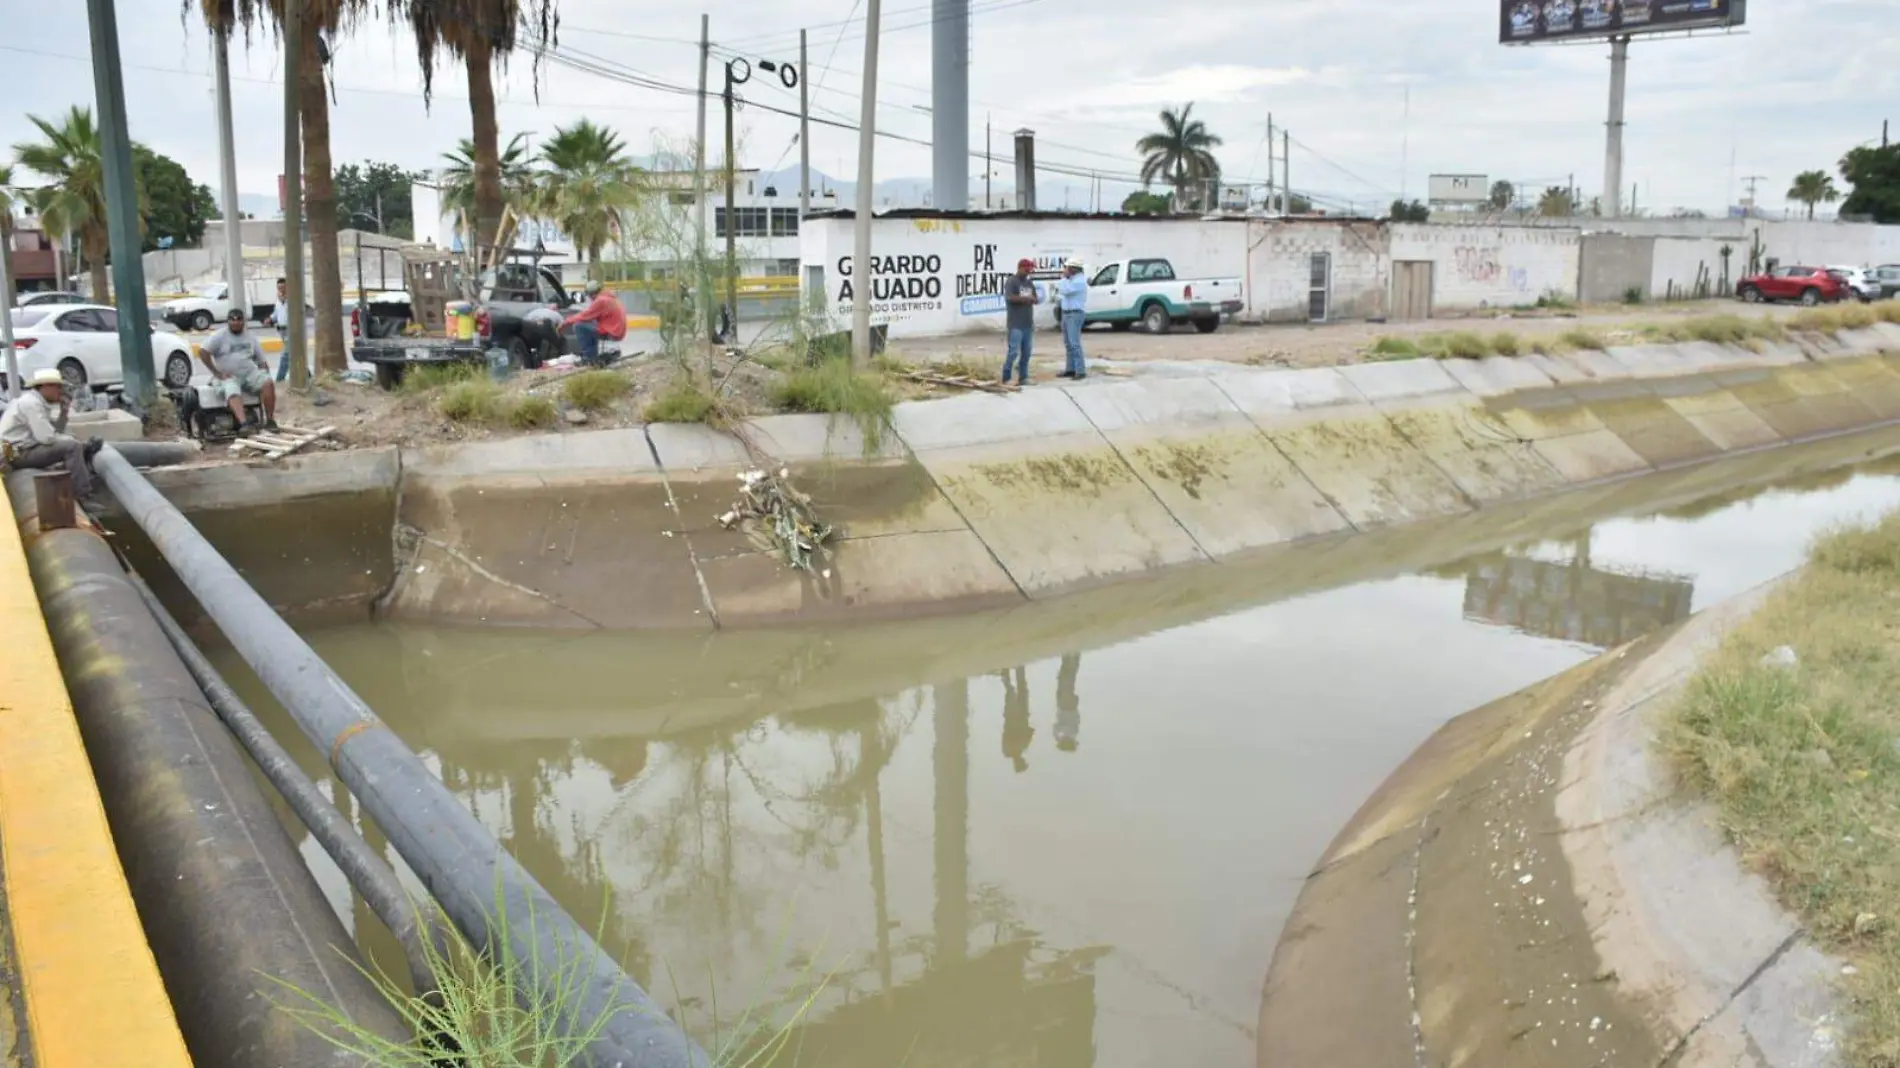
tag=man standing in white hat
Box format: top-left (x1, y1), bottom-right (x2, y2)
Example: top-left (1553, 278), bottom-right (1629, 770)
top-left (1, 368), bottom-right (103, 499)
top-left (1055, 257), bottom-right (1089, 379)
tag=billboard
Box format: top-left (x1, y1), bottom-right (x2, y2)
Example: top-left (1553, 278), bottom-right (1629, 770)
top-left (1428, 174), bottom-right (1490, 204)
top-left (1500, 0), bottom-right (1745, 44)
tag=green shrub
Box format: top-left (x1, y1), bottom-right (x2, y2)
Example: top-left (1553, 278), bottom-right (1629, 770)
top-left (1426, 330), bottom-right (1491, 360)
top-left (1622, 285), bottom-right (1646, 305)
top-left (1557, 327), bottom-right (1607, 351)
top-left (506, 395), bottom-right (558, 430)
top-left (562, 370), bottom-right (630, 412)
top-left (1367, 336), bottom-right (1420, 359)
top-left (438, 379), bottom-right (505, 423)
top-left (1489, 331), bottom-right (1522, 357)
top-left (771, 358), bottom-right (895, 449)
top-left (401, 361), bottom-right (482, 396)
top-left (643, 379), bottom-right (718, 424)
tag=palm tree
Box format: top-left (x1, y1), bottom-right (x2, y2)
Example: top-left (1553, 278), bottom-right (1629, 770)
top-left (1787, 169), bottom-right (1840, 220)
top-left (1135, 104), bottom-right (1223, 213)
top-left (438, 132), bottom-right (537, 251)
top-left (407, 0), bottom-right (562, 259)
top-left (1488, 179), bottom-right (1515, 211)
top-left (0, 164), bottom-right (17, 307)
top-left (13, 107), bottom-right (113, 301)
top-left (1537, 186), bottom-right (1575, 217)
top-left (190, 0), bottom-right (365, 374)
top-left (538, 119), bottom-right (641, 278)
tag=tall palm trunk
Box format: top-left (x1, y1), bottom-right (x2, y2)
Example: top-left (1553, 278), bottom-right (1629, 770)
top-left (0, 216), bottom-right (13, 308)
top-left (466, 36), bottom-right (504, 258)
top-left (84, 227), bottom-right (109, 302)
top-left (298, 30), bottom-right (346, 373)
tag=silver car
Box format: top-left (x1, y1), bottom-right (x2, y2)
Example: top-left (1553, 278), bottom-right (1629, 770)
top-left (1827, 265), bottom-right (1881, 302)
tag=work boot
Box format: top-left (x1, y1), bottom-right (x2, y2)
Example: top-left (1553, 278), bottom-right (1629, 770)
top-left (264, 418), bottom-right (280, 432)
top-left (82, 437), bottom-right (104, 460)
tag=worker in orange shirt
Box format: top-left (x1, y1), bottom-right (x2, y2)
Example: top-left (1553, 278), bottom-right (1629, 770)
top-left (563, 281), bottom-right (628, 367)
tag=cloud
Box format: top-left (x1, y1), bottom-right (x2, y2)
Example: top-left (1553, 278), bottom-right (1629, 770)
top-left (0, 0), bottom-right (1890, 217)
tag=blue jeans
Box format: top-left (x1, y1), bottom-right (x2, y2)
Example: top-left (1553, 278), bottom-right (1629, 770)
top-left (1003, 325), bottom-right (1033, 382)
top-left (1061, 310), bottom-right (1085, 376)
top-left (274, 329), bottom-right (289, 381)
top-left (574, 321), bottom-right (600, 364)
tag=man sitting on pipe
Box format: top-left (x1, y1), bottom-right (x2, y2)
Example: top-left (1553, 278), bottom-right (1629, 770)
top-left (0, 368), bottom-right (104, 499)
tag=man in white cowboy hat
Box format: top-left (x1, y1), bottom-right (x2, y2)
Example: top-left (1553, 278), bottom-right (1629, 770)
top-left (1, 368), bottom-right (104, 499)
top-left (1054, 257), bottom-right (1090, 379)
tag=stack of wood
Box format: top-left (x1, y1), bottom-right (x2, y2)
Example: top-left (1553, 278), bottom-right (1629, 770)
top-left (230, 424), bottom-right (336, 461)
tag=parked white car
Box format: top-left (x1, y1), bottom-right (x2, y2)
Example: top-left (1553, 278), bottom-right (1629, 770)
top-left (1827, 265), bottom-right (1882, 302)
top-left (158, 280), bottom-right (277, 332)
top-left (5, 304), bottom-right (197, 394)
top-left (1058, 257), bottom-right (1246, 334)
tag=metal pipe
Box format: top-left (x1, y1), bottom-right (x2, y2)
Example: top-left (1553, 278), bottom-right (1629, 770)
top-left (8, 476), bottom-right (407, 1064)
top-left (91, 446), bottom-right (708, 1068)
top-left (127, 570), bottom-right (446, 1000)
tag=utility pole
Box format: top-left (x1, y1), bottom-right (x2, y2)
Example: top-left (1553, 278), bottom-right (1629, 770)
top-left (850, 0), bottom-right (881, 367)
top-left (722, 63), bottom-right (739, 344)
top-left (984, 116), bottom-right (992, 211)
top-left (1266, 114), bottom-right (1275, 216)
top-left (798, 29), bottom-right (811, 219)
top-left (282, 0), bottom-right (308, 390)
top-left (1603, 34), bottom-right (1630, 218)
top-left (1282, 128), bottom-right (1290, 216)
top-left (695, 14), bottom-right (712, 340)
top-left (214, 31), bottom-right (245, 322)
top-left (85, 0), bottom-right (156, 406)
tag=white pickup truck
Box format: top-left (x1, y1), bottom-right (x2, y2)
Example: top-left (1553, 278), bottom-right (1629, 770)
top-left (157, 280), bottom-right (279, 332)
top-left (1054, 257), bottom-right (1244, 334)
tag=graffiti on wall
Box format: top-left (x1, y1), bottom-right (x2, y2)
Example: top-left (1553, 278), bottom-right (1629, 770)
top-left (1453, 246), bottom-right (1530, 292)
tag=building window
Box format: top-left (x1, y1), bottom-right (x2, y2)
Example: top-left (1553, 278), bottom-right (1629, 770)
top-left (772, 258), bottom-right (800, 276)
top-left (667, 191), bottom-right (695, 207)
top-left (713, 207), bottom-right (770, 237)
top-left (769, 208), bottom-right (800, 236)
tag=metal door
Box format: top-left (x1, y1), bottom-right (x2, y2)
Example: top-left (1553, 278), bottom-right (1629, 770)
top-left (1307, 252), bottom-right (1332, 322)
top-left (1391, 260), bottom-right (1434, 321)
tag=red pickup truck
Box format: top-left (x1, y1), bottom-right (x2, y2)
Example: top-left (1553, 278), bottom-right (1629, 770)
top-left (1736, 265), bottom-right (1850, 306)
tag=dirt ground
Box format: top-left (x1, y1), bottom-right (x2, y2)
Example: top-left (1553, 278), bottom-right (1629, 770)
top-left (151, 297), bottom-right (1796, 459)
top-left (893, 298), bottom-right (1802, 372)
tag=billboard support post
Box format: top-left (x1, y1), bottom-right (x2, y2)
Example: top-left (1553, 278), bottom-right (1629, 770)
top-left (1604, 34), bottom-right (1629, 218)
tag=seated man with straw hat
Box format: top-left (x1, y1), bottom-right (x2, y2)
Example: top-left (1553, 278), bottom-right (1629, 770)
top-left (1, 368), bottom-right (104, 500)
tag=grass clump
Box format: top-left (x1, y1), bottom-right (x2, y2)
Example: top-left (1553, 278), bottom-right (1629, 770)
top-left (438, 378), bottom-right (506, 423)
top-left (1667, 510), bottom-right (1900, 1064)
top-left (643, 377), bottom-right (720, 424)
top-left (1557, 327), bottom-right (1607, 351)
top-left (562, 370), bottom-right (630, 412)
top-left (1366, 336), bottom-right (1421, 361)
top-left (507, 394), bottom-right (559, 430)
top-left (400, 360), bottom-right (482, 396)
top-left (1790, 303), bottom-right (1880, 335)
top-left (1417, 330), bottom-right (1492, 360)
top-left (1622, 285), bottom-right (1646, 305)
top-left (1489, 331), bottom-right (1522, 357)
top-left (771, 356), bottom-right (895, 449)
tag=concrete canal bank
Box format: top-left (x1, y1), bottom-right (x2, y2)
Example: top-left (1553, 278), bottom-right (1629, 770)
top-left (1256, 576), bottom-right (1841, 1068)
top-left (103, 320), bottom-right (1900, 633)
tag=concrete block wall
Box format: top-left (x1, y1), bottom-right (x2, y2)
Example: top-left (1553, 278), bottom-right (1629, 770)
top-left (1244, 221), bottom-right (1388, 323)
top-left (1580, 234), bottom-right (1656, 303)
top-left (1390, 223), bottom-right (1582, 309)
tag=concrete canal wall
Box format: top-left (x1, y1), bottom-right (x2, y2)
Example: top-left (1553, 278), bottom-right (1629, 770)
top-left (101, 320), bottom-right (1900, 634)
top-left (1256, 576), bottom-right (1840, 1067)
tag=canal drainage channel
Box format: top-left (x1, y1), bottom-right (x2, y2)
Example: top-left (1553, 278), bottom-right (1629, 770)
top-left (195, 436), bottom-right (1900, 1067)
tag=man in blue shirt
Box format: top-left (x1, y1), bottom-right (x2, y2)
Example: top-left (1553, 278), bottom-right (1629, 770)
top-left (1055, 257), bottom-right (1089, 379)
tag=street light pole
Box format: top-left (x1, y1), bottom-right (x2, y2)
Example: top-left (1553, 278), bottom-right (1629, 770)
top-left (214, 32), bottom-right (246, 323)
top-left (799, 29), bottom-right (811, 219)
top-left (723, 62), bottom-right (739, 344)
top-left (850, 0), bottom-right (881, 366)
top-left (85, 0), bottom-right (156, 406)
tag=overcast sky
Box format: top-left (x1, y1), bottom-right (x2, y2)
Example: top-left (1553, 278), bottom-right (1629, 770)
top-left (2, 0), bottom-right (1894, 216)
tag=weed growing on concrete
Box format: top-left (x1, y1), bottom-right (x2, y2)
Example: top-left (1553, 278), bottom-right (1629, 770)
top-left (771, 356), bottom-right (894, 450)
top-left (562, 370), bottom-right (631, 412)
top-left (1667, 510), bottom-right (1900, 1064)
top-left (1489, 331), bottom-right (1522, 357)
top-left (1556, 327), bottom-right (1607, 351)
top-left (273, 885), bottom-right (824, 1068)
top-left (1789, 302), bottom-right (1886, 335)
top-left (507, 395), bottom-right (559, 430)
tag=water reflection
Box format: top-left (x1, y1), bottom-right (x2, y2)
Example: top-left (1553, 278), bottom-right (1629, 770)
top-left (221, 453), bottom-right (1900, 1067)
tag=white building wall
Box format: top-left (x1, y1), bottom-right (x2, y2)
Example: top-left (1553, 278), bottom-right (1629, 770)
top-left (1389, 223), bottom-right (1582, 308)
top-left (1244, 220), bottom-right (1388, 323)
top-left (1649, 236), bottom-right (1736, 300)
top-left (798, 214), bottom-right (1249, 338)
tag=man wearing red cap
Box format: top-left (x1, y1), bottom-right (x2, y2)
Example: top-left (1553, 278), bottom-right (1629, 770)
top-left (1001, 257), bottom-right (1041, 386)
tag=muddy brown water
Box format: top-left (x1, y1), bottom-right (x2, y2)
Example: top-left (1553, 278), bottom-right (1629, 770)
top-left (207, 450), bottom-right (1900, 1067)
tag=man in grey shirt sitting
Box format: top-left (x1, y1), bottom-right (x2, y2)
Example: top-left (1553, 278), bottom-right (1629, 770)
top-left (198, 308), bottom-right (279, 434)
top-left (1001, 257), bottom-right (1041, 386)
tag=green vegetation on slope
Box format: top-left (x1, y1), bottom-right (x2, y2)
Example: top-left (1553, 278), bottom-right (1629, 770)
top-left (1668, 511), bottom-right (1900, 1064)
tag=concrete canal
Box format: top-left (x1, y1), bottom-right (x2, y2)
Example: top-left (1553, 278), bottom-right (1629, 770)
top-left (200, 438), bottom-right (1900, 1067)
